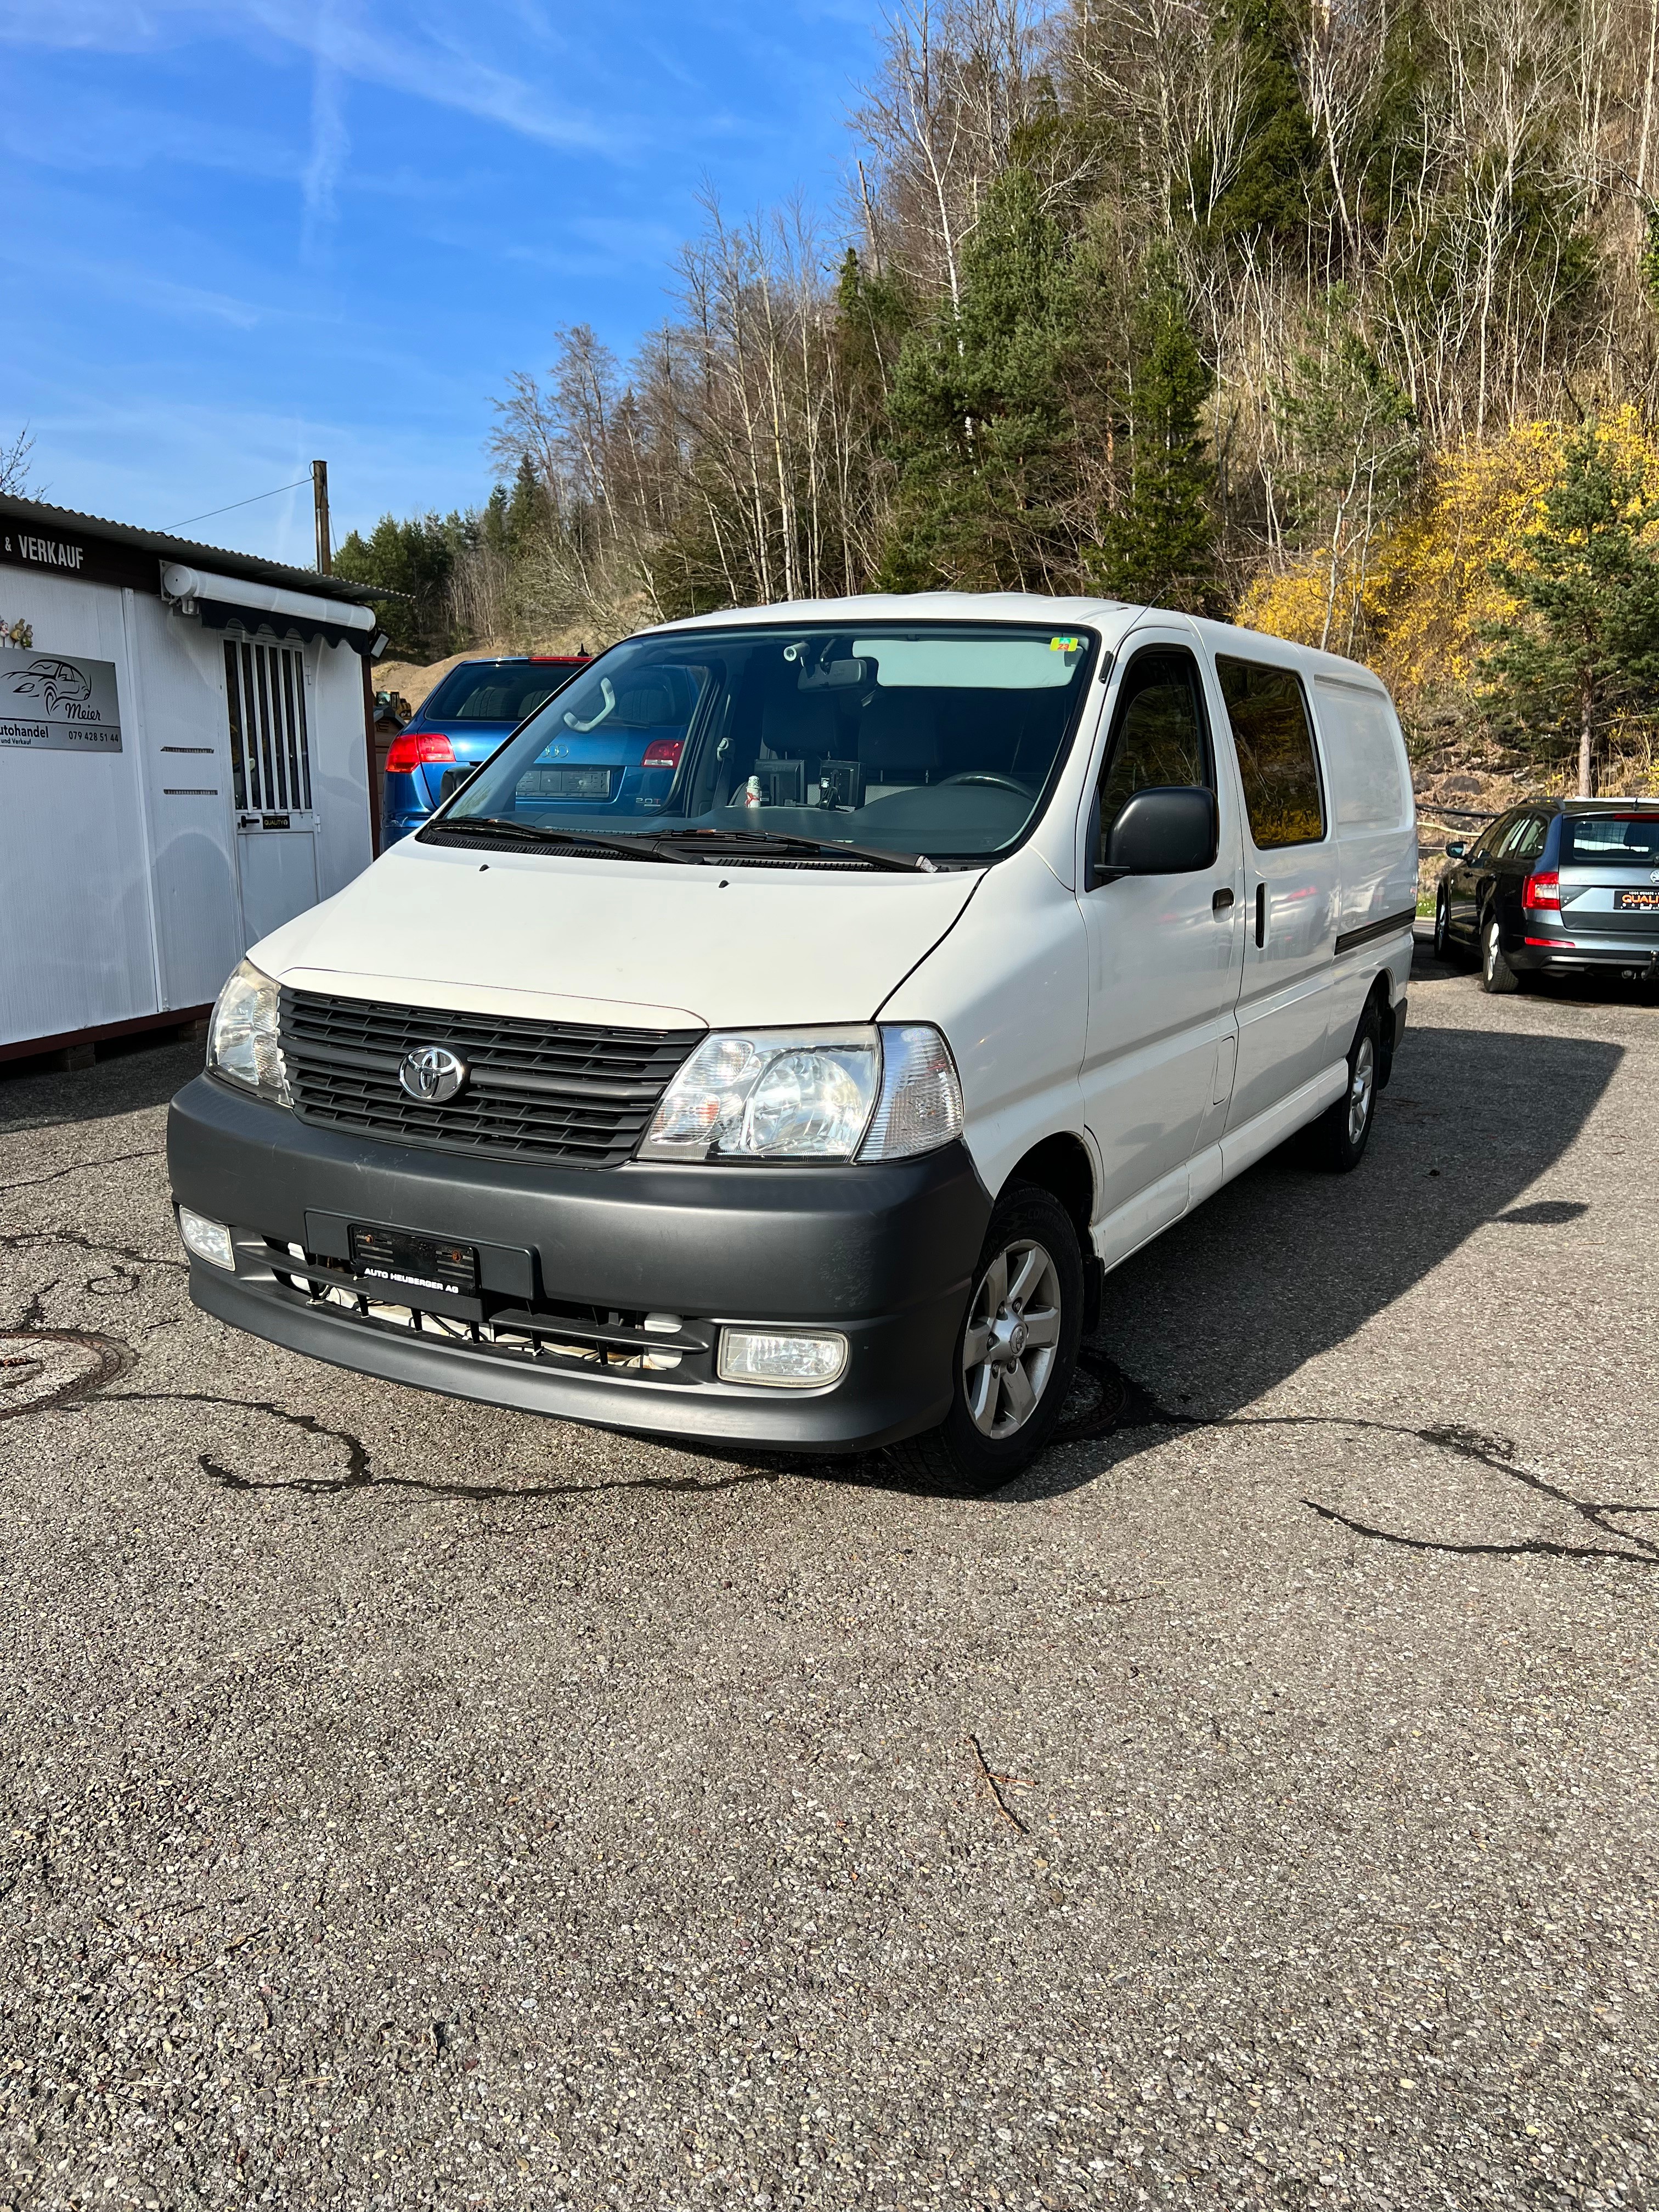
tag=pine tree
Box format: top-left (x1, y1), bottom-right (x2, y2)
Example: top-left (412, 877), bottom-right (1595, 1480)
top-left (334, 512), bottom-right (458, 657)
top-left (1479, 422), bottom-right (1659, 795)
top-left (876, 167), bottom-right (1080, 592)
top-left (1087, 270), bottom-right (1216, 612)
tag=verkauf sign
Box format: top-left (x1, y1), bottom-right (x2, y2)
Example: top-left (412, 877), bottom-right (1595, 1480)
top-left (0, 523), bottom-right (157, 594)
top-left (4, 529), bottom-right (86, 574)
top-left (0, 648), bottom-right (122, 752)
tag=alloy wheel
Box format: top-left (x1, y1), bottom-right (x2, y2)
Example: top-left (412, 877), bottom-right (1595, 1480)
top-left (1347, 1034), bottom-right (1375, 1147)
top-left (962, 1239), bottom-right (1062, 1439)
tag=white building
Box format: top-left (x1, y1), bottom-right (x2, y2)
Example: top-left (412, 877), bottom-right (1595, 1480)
top-left (1, 494), bottom-right (385, 1063)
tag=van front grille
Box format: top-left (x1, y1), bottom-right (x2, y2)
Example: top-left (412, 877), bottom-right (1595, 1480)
top-left (279, 989), bottom-right (703, 1168)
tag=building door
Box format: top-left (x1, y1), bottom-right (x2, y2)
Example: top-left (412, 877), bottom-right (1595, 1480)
top-left (224, 637), bottom-right (323, 948)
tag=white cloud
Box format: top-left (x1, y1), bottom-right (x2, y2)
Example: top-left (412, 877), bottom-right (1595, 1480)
top-left (301, 23), bottom-right (349, 258)
top-left (0, 0), bottom-right (628, 156)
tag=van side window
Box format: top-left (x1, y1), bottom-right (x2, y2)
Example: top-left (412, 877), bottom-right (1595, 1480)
top-left (1215, 657), bottom-right (1326, 850)
top-left (1096, 650), bottom-right (1212, 865)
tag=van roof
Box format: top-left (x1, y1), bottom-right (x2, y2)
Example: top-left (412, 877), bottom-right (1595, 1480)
top-left (651, 590), bottom-right (1135, 634)
top-left (648, 593), bottom-right (1390, 688)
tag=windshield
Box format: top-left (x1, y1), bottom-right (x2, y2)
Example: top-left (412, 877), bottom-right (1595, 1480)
top-left (1562, 812), bottom-right (1659, 865)
top-left (424, 660), bottom-right (585, 724)
top-left (435, 621), bottom-right (1099, 865)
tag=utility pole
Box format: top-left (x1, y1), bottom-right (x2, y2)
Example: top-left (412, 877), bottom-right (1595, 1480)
top-left (312, 459), bottom-right (331, 574)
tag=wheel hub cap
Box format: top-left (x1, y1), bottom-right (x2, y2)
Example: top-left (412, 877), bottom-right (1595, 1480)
top-left (962, 1239), bottom-right (1063, 1440)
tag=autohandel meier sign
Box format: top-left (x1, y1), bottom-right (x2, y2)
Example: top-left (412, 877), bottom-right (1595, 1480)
top-left (0, 648), bottom-right (122, 752)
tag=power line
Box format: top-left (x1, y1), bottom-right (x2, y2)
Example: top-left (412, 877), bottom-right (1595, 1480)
top-left (168, 477), bottom-right (313, 532)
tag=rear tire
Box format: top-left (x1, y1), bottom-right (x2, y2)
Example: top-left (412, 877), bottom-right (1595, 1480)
top-left (886, 1183), bottom-right (1084, 1493)
top-left (1433, 890), bottom-right (1458, 963)
top-left (1481, 913), bottom-right (1521, 995)
top-left (1311, 997), bottom-right (1382, 1173)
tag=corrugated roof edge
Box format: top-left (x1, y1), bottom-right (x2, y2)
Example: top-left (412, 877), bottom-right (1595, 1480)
top-left (0, 490), bottom-right (380, 607)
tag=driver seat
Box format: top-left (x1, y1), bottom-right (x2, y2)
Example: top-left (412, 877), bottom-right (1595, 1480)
top-left (858, 690), bottom-right (941, 778)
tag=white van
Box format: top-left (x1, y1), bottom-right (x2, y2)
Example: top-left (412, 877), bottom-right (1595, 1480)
top-left (167, 595), bottom-right (1417, 1484)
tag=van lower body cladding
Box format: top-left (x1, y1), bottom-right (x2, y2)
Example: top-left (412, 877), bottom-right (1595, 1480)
top-left (166, 1075), bottom-right (991, 1453)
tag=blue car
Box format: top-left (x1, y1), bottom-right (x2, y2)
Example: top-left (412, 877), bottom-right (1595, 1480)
top-left (381, 655), bottom-right (589, 844)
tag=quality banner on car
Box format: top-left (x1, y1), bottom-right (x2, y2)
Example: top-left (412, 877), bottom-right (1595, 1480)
top-left (0, 647), bottom-right (122, 752)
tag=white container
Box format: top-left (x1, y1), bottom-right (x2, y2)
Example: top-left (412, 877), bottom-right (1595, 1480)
top-left (0, 498), bottom-right (378, 1057)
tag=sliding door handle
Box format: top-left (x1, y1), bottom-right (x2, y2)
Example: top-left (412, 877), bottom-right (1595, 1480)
top-left (1212, 887), bottom-right (1234, 915)
top-left (1255, 883), bottom-right (1266, 946)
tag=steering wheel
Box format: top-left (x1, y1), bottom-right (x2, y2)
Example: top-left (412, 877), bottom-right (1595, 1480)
top-left (939, 771), bottom-right (1034, 797)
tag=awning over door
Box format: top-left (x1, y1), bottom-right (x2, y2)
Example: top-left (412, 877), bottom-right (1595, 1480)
top-left (160, 561), bottom-right (383, 656)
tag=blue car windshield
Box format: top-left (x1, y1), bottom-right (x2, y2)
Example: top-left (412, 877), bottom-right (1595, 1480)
top-left (438, 622), bottom-right (1099, 864)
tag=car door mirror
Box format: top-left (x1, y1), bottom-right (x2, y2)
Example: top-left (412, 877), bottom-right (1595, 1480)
top-left (1097, 786), bottom-right (1218, 883)
top-left (1445, 840), bottom-right (1466, 859)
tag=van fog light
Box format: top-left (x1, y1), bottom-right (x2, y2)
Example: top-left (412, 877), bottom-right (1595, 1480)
top-left (718, 1328), bottom-right (848, 1388)
top-left (178, 1206), bottom-right (235, 1272)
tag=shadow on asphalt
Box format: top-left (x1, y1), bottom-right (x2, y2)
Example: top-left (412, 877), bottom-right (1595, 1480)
top-left (0, 1037), bottom-right (204, 1133)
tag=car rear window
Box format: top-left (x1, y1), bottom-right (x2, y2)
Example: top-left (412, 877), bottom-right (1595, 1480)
top-left (424, 662), bottom-right (583, 724)
top-left (1562, 814), bottom-right (1659, 865)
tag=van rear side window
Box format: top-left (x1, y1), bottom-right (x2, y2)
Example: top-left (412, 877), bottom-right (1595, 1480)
top-left (1216, 657), bottom-right (1326, 849)
top-left (1311, 677), bottom-right (1407, 830)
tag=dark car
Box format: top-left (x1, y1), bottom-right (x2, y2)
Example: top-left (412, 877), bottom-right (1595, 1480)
top-left (381, 655), bottom-right (589, 844)
top-left (1433, 796), bottom-right (1659, 990)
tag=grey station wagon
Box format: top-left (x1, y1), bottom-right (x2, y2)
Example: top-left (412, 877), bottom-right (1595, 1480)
top-left (1434, 797), bottom-right (1659, 991)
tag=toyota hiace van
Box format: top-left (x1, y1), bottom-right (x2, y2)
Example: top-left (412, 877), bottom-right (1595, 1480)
top-left (168, 595), bottom-right (1418, 1484)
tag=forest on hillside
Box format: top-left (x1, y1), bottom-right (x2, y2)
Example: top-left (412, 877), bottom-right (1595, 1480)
top-left (338, 0), bottom-right (1659, 788)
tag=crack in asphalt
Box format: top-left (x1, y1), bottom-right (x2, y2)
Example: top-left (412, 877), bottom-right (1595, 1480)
top-left (0, 1148), bottom-right (165, 1197)
top-left (0, 1226), bottom-right (187, 1274)
top-left (94, 1390), bottom-right (781, 1505)
top-left (1302, 1498), bottom-right (1650, 1566)
top-left (1080, 1362), bottom-right (1657, 1570)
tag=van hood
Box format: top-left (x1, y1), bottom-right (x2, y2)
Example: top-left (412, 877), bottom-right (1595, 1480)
top-left (253, 836), bottom-right (983, 1031)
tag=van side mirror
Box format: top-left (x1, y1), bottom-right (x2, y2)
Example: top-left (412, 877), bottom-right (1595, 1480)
top-left (1445, 839), bottom-right (1466, 858)
top-left (1096, 786), bottom-right (1218, 884)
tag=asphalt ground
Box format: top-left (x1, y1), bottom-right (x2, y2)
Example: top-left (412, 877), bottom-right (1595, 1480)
top-left (1, 935), bottom-right (1655, 2212)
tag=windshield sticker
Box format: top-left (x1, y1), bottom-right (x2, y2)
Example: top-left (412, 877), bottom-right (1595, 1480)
top-left (1049, 635), bottom-right (1082, 653)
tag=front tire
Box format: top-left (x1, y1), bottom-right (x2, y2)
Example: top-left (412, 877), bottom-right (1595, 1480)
top-left (887, 1183), bottom-right (1084, 1492)
top-left (1481, 913), bottom-right (1521, 995)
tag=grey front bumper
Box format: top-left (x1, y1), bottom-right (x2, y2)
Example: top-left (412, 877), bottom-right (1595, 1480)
top-left (166, 1074), bottom-right (992, 1453)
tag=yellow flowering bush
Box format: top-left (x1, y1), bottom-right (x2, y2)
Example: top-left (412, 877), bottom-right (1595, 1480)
top-left (1235, 411), bottom-right (1659, 708)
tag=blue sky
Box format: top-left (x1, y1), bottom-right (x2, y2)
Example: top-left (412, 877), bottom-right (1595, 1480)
top-left (0, 0), bottom-right (882, 567)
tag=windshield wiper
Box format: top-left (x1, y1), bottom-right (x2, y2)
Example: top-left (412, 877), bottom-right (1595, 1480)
top-left (652, 826), bottom-right (938, 873)
top-left (443, 817), bottom-right (693, 864)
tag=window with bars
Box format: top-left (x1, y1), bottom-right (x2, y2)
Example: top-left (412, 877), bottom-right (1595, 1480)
top-left (224, 639), bottom-right (313, 811)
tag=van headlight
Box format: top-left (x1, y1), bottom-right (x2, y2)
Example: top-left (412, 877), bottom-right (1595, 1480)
top-left (639, 1024), bottom-right (961, 1163)
top-left (206, 958), bottom-right (291, 1107)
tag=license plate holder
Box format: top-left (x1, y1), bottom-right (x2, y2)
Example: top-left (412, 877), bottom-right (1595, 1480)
top-left (515, 765), bottom-right (618, 800)
top-left (348, 1223), bottom-right (479, 1297)
top-left (1613, 887), bottom-right (1659, 911)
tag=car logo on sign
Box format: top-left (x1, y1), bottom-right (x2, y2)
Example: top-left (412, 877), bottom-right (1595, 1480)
top-left (398, 1045), bottom-right (466, 1104)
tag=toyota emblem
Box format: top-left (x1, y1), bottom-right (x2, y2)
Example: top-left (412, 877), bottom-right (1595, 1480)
top-left (398, 1044), bottom-right (467, 1104)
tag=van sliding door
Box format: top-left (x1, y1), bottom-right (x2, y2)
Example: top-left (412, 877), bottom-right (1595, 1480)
top-left (1214, 654), bottom-right (1340, 1130)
